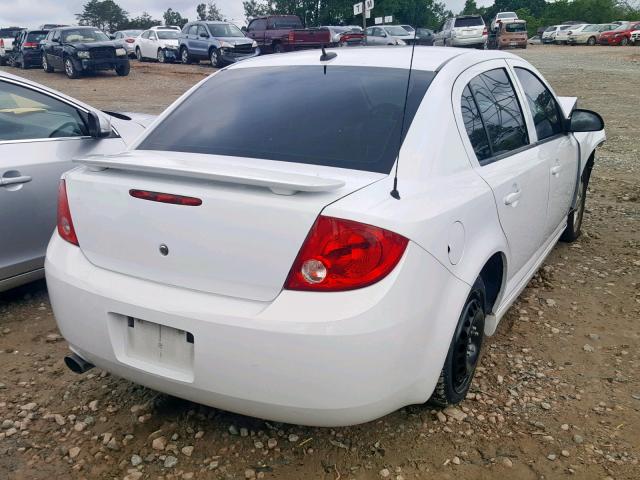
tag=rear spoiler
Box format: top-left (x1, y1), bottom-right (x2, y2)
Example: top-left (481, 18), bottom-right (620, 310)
top-left (74, 155), bottom-right (346, 196)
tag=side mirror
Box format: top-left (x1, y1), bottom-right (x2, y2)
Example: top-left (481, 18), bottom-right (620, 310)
top-left (87, 111), bottom-right (112, 138)
top-left (241, 26), bottom-right (247, 32)
top-left (381, 33), bottom-right (387, 37)
top-left (567, 109), bottom-right (604, 132)
top-left (109, 34), bottom-right (115, 40)
top-left (199, 32), bottom-right (209, 38)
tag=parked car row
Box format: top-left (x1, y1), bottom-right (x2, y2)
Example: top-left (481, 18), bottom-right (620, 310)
top-left (542, 20), bottom-right (640, 46)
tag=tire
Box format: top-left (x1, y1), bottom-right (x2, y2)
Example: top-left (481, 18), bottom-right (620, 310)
top-left (136, 47), bottom-right (143, 62)
top-left (560, 171), bottom-right (589, 243)
top-left (157, 49), bottom-right (165, 63)
top-left (272, 42), bottom-right (284, 53)
top-left (180, 47), bottom-right (191, 64)
top-left (64, 57), bottom-right (80, 79)
top-left (587, 36), bottom-right (596, 46)
top-left (42, 53), bottom-right (53, 72)
top-left (430, 277), bottom-right (486, 407)
top-left (209, 47), bottom-right (222, 68)
top-left (0, 56), bottom-right (5, 66)
top-left (115, 61), bottom-right (130, 76)
top-left (619, 37), bottom-right (628, 46)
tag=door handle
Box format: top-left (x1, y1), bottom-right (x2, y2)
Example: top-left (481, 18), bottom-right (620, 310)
top-left (551, 165), bottom-right (561, 176)
top-left (1, 175), bottom-right (32, 186)
top-left (503, 189), bottom-right (522, 206)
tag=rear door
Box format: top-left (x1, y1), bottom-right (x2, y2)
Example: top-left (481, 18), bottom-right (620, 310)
top-left (510, 63), bottom-right (578, 238)
top-left (453, 61), bottom-right (549, 280)
top-left (0, 78), bottom-right (127, 284)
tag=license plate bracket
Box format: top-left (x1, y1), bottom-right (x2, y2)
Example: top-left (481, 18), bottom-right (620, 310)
top-left (110, 315), bottom-right (195, 382)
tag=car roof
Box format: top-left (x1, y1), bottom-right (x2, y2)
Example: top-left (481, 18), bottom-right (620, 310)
top-left (227, 46), bottom-right (516, 73)
top-left (55, 26), bottom-right (100, 31)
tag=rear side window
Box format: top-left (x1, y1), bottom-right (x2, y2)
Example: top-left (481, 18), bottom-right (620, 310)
top-left (454, 17), bottom-right (484, 28)
top-left (248, 19), bottom-right (267, 31)
top-left (138, 66), bottom-right (435, 173)
top-left (271, 17), bottom-right (303, 29)
top-left (514, 68), bottom-right (564, 141)
top-left (461, 86), bottom-right (491, 161)
top-left (462, 68), bottom-right (529, 162)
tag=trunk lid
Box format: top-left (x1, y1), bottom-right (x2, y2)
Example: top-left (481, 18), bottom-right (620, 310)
top-left (66, 151), bottom-right (383, 302)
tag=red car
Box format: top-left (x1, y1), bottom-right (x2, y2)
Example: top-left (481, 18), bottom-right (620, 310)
top-left (598, 21), bottom-right (640, 46)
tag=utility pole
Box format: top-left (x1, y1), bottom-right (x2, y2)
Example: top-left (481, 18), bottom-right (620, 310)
top-left (362, 1), bottom-right (366, 32)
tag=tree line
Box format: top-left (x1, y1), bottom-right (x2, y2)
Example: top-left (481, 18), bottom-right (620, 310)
top-left (75, 0), bottom-right (640, 35)
top-left (75, 0), bottom-right (224, 32)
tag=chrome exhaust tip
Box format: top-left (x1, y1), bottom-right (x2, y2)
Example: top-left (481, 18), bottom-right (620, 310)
top-left (64, 352), bottom-right (94, 374)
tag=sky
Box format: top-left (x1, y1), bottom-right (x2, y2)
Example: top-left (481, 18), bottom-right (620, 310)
top-left (1, 0), bottom-right (494, 29)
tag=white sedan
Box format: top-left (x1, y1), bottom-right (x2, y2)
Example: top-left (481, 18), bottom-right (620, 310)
top-left (134, 28), bottom-right (180, 63)
top-left (46, 47), bottom-right (605, 426)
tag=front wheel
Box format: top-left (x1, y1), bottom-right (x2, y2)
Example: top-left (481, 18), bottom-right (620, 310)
top-left (619, 37), bottom-right (628, 46)
top-left (587, 36), bottom-right (596, 46)
top-left (180, 47), bottom-right (191, 64)
top-left (430, 277), bottom-right (486, 407)
top-left (136, 47), bottom-right (143, 61)
top-left (64, 57), bottom-right (80, 79)
top-left (115, 62), bottom-right (130, 76)
top-left (209, 47), bottom-right (222, 68)
top-left (42, 53), bottom-right (54, 72)
top-left (560, 175), bottom-right (587, 242)
top-left (157, 49), bottom-right (165, 63)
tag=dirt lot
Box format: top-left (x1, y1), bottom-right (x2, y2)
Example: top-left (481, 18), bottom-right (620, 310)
top-left (0, 46), bottom-right (638, 480)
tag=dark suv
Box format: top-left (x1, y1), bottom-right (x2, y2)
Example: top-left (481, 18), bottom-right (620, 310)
top-left (178, 21), bottom-right (258, 67)
top-left (41, 26), bottom-right (130, 79)
top-left (10, 29), bottom-right (49, 69)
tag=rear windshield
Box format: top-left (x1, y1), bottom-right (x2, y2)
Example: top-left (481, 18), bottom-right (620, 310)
top-left (498, 12), bottom-right (517, 18)
top-left (385, 26), bottom-right (410, 36)
top-left (271, 17), bottom-right (303, 29)
top-left (157, 30), bottom-right (180, 39)
top-left (26, 31), bottom-right (48, 42)
top-left (0, 29), bottom-right (22, 38)
top-left (505, 23), bottom-right (526, 32)
top-left (138, 66), bottom-right (435, 173)
top-left (455, 17), bottom-right (483, 28)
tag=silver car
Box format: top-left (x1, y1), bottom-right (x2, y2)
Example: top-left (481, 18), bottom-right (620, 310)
top-left (365, 26), bottom-right (410, 45)
top-left (0, 71), bottom-right (153, 292)
top-left (111, 29), bottom-right (143, 57)
top-left (434, 15), bottom-right (487, 48)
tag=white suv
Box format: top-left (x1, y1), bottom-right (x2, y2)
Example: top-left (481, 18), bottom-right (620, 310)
top-left (434, 15), bottom-right (487, 49)
top-left (491, 12), bottom-right (518, 31)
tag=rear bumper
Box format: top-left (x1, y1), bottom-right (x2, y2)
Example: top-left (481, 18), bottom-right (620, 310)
top-left (45, 234), bottom-right (468, 426)
top-left (77, 57), bottom-right (129, 71)
top-left (22, 50), bottom-right (42, 66)
top-left (598, 37), bottom-right (621, 45)
top-left (451, 36), bottom-right (486, 47)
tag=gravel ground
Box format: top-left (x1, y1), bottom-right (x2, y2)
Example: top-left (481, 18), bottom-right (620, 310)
top-left (0, 46), bottom-right (639, 480)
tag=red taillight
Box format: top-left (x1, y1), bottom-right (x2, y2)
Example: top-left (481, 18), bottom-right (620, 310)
top-left (125, 38), bottom-right (135, 43)
top-left (483, 27), bottom-right (488, 35)
top-left (288, 31), bottom-right (294, 42)
top-left (0, 39), bottom-right (4, 48)
top-left (284, 216), bottom-right (408, 292)
top-left (57, 180), bottom-right (79, 246)
top-left (129, 189), bottom-right (202, 206)
top-left (23, 42), bottom-right (39, 48)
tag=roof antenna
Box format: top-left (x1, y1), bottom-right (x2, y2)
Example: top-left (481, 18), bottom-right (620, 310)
top-left (320, 45), bottom-right (337, 62)
top-left (390, 13), bottom-right (418, 200)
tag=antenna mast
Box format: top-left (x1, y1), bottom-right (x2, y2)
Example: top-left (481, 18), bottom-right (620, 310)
top-left (390, 27), bottom-right (417, 200)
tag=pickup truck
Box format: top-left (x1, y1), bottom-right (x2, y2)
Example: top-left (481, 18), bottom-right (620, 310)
top-left (0, 27), bottom-right (25, 66)
top-left (245, 15), bottom-right (331, 53)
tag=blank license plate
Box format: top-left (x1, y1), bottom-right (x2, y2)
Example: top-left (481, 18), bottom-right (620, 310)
top-left (125, 317), bottom-right (194, 377)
